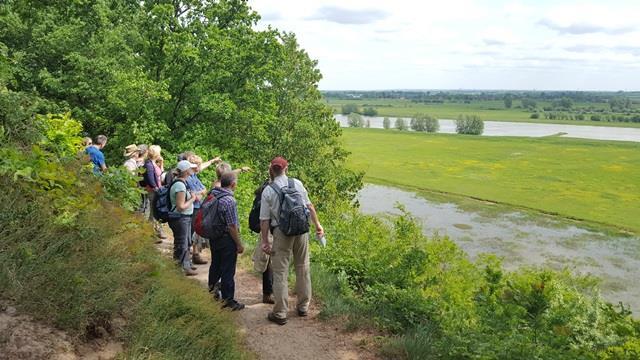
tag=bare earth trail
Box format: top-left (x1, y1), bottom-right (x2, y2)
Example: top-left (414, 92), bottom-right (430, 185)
top-left (157, 234), bottom-right (378, 360)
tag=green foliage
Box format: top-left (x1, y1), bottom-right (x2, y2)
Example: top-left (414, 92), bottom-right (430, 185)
top-left (383, 117), bottom-right (391, 129)
top-left (0, 0), bottom-right (361, 205)
top-left (455, 114), bottom-right (484, 135)
top-left (341, 103), bottom-right (360, 114)
top-left (347, 112), bottom-right (365, 128)
top-left (98, 166), bottom-right (144, 212)
top-left (522, 98), bottom-right (537, 110)
top-left (530, 112), bottom-right (540, 119)
top-left (395, 117), bottom-right (408, 131)
top-left (504, 95), bottom-right (513, 109)
top-left (363, 106), bottom-right (378, 116)
top-left (410, 113), bottom-right (439, 133)
top-left (313, 201), bottom-right (640, 359)
top-left (0, 114), bottom-right (249, 357)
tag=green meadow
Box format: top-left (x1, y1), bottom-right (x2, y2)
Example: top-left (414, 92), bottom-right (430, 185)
top-left (327, 98), bottom-right (640, 128)
top-left (342, 128), bottom-right (640, 233)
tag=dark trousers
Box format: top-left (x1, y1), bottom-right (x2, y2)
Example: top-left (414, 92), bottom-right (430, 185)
top-left (263, 261), bottom-right (273, 295)
top-left (208, 237), bottom-right (238, 301)
top-left (169, 216), bottom-right (192, 270)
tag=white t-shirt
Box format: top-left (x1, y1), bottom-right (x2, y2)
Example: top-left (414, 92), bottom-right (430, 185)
top-left (259, 175), bottom-right (311, 227)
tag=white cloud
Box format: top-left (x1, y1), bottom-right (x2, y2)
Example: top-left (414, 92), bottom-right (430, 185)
top-left (248, 0), bottom-right (640, 90)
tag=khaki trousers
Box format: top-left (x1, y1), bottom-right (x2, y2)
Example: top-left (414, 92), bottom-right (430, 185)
top-left (271, 227), bottom-right (311, 319)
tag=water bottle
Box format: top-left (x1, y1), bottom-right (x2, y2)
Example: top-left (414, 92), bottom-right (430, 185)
top-left (315, 233), bottom-right (327, 247)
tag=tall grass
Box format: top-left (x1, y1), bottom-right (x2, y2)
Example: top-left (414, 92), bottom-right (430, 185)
top-left (0, 157), bottom-right (250, 358)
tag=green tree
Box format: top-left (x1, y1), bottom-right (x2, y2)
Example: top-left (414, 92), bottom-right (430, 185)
top-left (504, 95), bottom-right (513, 109)
top-left (341, 103), bottom-right (359, 114)
top-left (383, 117), bottom-right (391, 129)
top-left (347, 113), bottom-right (364, 128)
top-left (395, 117), bottom-right (407, 131)
top-left (362, 106), bottom-right (377, 116)
top-left (522, 98), bottom-right (537, 109)
top-left (455, 115), bottom-right (484, 135)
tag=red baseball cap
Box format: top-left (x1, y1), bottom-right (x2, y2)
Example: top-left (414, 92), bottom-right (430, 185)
top-left (270, 156), bottom-right (288, 170)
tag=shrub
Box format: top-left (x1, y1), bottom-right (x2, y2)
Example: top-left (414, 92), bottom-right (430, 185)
top-left (347, 112), bottom-right (365, 128)
top-left (530, 112), bottom-right (540, 119)
top-left (395, 118), bottom-right (408, 131)
top-left (341, 103), bottom-right (359, 115)
top-left (410, 114), bottom-right (439, 133)
top-left (363, 107), bottom-right (378, 116)
top-left (455, 114), bottom-right (484, 135)
top-left (383, 117), bottom-right (391, 129)
top-left (313, 202), bottom-right (640, 359)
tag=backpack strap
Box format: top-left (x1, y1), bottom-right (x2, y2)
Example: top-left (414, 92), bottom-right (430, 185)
top-left (287, 177), bottom-right (295, 190)
top-left (168, 179), bottom-right (186, 213)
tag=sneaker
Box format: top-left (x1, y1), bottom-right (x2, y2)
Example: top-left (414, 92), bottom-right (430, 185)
top-left (192, 253), bottom-right (208, 265)
top-left (184, 269), bottom-right (198, 276)
top-left (209, 283), bottom-right (222, 301)
top-left (223, 300), bottom-right (245, 311)
top-left (262, 294), bottom-right (275, 304)
top-left (297, 309), bottom-right (308, 317)
top-left (267, 312), bottom-right (287, 325)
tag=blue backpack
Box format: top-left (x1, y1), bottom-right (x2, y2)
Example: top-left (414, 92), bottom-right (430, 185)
top-left (152, 179), bottom-right (185, 223)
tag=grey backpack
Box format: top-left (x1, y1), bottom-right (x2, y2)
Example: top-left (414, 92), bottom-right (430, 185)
top-left (270, 178), bottom-right (310, 236)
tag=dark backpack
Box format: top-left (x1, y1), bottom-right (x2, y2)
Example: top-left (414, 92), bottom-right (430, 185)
top-left (152, 179), bottom-right (185, 223)
top-left (193, 191), bottom-right (230, 239)
top-left (248, 181), bottom-right (269, 233)
top-left (270, 178), bottom-right (310, 236)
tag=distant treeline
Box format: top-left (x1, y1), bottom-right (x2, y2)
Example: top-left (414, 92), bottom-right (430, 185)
top-left (323, 90), bottom-right (640, 105)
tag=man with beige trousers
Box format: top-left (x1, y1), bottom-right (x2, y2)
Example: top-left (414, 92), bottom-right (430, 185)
top-left (259, 157), bottom-right (324, 325)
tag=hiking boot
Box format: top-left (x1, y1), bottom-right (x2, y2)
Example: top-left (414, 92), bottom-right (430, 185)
top-left (184, 269), bottom-right (198, 276)
top-left (267, 312), bottom-right (287, 326)
top-left (192, 253), bottom-right (208, 265)
top-left (190, 265), bottom-right (197, 271)
top-left (262, 294), bottom-right (275, 304)
top-left (222, 300), bottom-right (245, 311)
top-left (297, 309), bottom-right (308, 317)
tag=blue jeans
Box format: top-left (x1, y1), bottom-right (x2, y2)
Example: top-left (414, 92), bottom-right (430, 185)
top-left (169, 216), bottom-right (192, 270)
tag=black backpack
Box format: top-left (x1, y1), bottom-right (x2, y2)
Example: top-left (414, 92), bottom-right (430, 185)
top-left (248, 181), bottom-right (269, 233)
top-left (152, 179), bottom-right (185, 223)
top-left (270, 178), bottom-right (310, 236)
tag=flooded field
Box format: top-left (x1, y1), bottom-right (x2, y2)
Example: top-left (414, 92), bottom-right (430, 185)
top-left (336, 114), bottom-right (640, 142)
top-left (358, 184), bottom-right (640, 314)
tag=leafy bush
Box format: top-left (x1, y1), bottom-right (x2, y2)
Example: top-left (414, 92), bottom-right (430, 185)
top-left (341, 103), bottom-right (360, 115)
top-left (411, 114), bottom-right (439, 133)
top-left (347, 112), bottom-right (365, 128)
top-left (395, 118), bottom-right (408, 131)
top-left (455, 114), bottom-right (484, 135)
top-left (363, 106), bottom-right (378, 116)
top-left (383, 117), bottom-right (391, 129)
top-left (313, 202), bottom-right (640, 359)
top-left (530, 112), bottom-right (540, 119)
top-left (0, 114), bottom-right (250, 358)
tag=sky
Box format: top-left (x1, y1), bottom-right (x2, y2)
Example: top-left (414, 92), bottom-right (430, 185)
top-left (248, 0), bottom-right (640, 91)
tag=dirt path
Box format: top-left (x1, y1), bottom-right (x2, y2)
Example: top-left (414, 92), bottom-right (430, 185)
top-left (157, 232), bottom-right (379, 360)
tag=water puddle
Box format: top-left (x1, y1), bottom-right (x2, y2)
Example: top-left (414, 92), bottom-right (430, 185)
top-left (357, 184), bottom-right (640, 314)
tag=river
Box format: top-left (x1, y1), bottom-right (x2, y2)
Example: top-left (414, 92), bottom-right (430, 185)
top-left (357, 184), bottom-right (640, 315)
top-left (335, 114), bottom-right (640, 142)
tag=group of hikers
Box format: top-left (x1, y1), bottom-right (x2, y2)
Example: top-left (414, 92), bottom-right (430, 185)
top-left (82, 135), bottom-right (325, 325)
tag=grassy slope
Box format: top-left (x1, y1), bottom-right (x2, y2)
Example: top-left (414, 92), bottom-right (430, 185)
top-left (342, 128), bottom-right (640, 233)
top-left (326, 98), bottom-right (640, 128)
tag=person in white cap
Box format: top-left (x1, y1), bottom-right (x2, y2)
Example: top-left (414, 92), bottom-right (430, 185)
top-left (168, 160), bottom-right (201, 276)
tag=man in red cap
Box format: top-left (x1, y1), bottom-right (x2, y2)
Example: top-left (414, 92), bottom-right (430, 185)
top-left (259, 156), bottom-right (324, 325)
